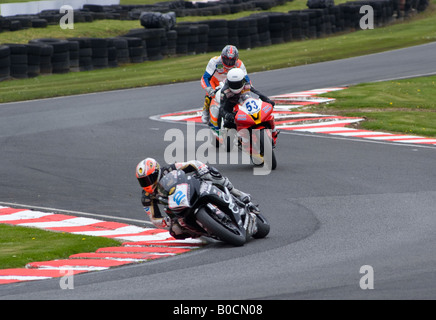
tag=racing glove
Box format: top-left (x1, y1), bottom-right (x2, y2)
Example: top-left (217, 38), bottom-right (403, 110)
top-left (205, 86), bottom-right (215, 97)
top-left (223, 112), bottom-right (236, 129)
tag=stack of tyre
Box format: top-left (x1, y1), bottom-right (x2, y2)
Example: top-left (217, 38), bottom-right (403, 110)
top-left (37, 43), bottom-right (54, 74)
top-left (68, 37), bottom-right (93, 71)
top-left (27, 43), bottom-right (43, 77)
top-left (122, 29), bottom-right (148, 61)
top-left (38, 10), bottom-right (64, 25)
top-left (254, 15), bottom-right (273, 47)
top-left (166, 30), bottom-right (177, 56)
top-left (0, 46), bottom-right (10, 81)
top-left (111, 37), bottom-right (130, 64)
top-left (137, 11), bottom-right (176, 59)
top-left (173, 24), bottom-right (190, 55)
top-left (146, 29), bottom-right (167, 60)
top-left (68, 40), bottom-right (80, 72)
top-left (90, 38), bottom-right (109, 69)
top-left (287, 11), bottom-right (304, 40)
top-left (202, 19), bottom-right (229, 52)
top-left (336, 3), bottom-right (361, 30)
top-left (196, 23), bottom-right (210, 54)
top-left (265, 12), bottom-right (293, 44)
top-left (7, 44), bottom-right (28, 79)
top-left (227, 20), bottom-right (239, 48)
top-left (123, 37), bottom-right (144, 63)
top-left (29, 39), bottom-right (70, 74)
top-left (106, 38), bottom-right (118, 68)
top-left (175, 22), bottom-right (208, 55)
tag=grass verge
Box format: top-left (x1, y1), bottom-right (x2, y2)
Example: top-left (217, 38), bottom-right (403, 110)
top-left (314, 75), bottom-right (436, 137)
top-left (0, 2), bottom-right (435, 103)
top-left (0, 224), bottom-right (121, 269)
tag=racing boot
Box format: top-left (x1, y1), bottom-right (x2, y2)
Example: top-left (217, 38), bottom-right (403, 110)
top-left (230, 187), bottom-right (251, 204)
top-left (202, 96), bottom-right (211, 124)
top-left (206, 167), bottom-right (251, 203)
top-left (272, 128), bottom-right (280, 148)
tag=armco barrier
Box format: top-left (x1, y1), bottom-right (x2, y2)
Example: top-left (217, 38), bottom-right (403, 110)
top-left (0, 0), bottom-right (430, 81)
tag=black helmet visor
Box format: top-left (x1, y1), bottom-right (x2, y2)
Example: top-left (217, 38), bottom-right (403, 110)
top-left (229, 79), bottom-right (244, 91)
top-left (138, 170), bottom-right (159, 188)
top-left (222, 56), bottom-right (236, 67)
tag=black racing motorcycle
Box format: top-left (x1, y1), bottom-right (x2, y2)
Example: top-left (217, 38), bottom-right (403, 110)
top-left (157, 170), bottom-right (270, 246)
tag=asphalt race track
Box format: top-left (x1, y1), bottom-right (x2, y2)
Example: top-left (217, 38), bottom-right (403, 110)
top-left (1, 42), bottom-right (436, 300)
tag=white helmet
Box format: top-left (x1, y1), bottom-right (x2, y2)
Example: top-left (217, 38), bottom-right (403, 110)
top-left (227, 68), bottom-right (246, 94)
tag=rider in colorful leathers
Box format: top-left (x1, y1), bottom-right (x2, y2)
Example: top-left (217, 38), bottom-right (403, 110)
top-left (200, 45), bottom-right (250, 124)
top-left (136, 158), bottom-right (251, 239)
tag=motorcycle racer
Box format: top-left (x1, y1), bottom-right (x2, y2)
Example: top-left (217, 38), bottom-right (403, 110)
top-left (219, 68), bottom-right (279, 145)
top-left (200, 45), bottom-right (250, 124)
top-left (135, 158), bottom-right (251, 238)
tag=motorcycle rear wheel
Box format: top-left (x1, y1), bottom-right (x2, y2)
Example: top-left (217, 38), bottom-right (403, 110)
top-left (196, 207), bottom-right (246, 246)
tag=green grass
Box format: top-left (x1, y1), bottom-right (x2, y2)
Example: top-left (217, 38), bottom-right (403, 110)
top-left (0, 224), bottom-right (121, 269)
top-left (0, 20), bottom-right (141, 44)
top-left (314, 75), bottom-right (436, 137)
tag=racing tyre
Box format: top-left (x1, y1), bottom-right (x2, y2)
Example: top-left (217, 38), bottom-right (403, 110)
top-left (196, 207), bottom-right (246, 246)
top-left (209, 130), bottom-right (220, 148)
top-left (259, 128), bottom-right (277, 170)
top-left (225, 132), bottom-right (234, 153)
top-left (252, 213), bottom-right (270, 239)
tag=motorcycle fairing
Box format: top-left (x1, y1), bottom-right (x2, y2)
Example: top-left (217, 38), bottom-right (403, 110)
top-left (168, 183), bottom-right (190, 210)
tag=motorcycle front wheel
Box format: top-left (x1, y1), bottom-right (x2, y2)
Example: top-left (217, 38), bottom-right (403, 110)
top-left (196, 207), bottom-right (246, 246)
top-left (251, 129), bottom-right (277, 170)
top-left (260, 128), bottom-right (277, 170)
top-left (252, 213), bottom-right (270, 239)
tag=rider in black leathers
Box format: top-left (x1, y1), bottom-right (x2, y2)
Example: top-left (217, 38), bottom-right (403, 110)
top-left (135, 158), bottom-right (251, 239)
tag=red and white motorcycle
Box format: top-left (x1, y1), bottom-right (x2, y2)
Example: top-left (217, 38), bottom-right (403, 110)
top-left (208, 88), bottom-right (277, 170)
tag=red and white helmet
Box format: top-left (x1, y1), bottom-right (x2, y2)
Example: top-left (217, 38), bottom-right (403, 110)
top-left (221, 45), bottom-right (239, 69)
top-left (136, 158), bottom-right (161, 193)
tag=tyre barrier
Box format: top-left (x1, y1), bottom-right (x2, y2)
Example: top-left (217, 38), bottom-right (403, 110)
top-left (122, 36), bottom-right (144, 63)
top-left (173, 24), bottom-right (190, 55)
top-left (0, 0), bottom-right (430, 81)
top-left (68, 40), bottom-right (80, 71)
top-left (6, 43), bottom-right (28, 79)
top-left (90, 38), bottom-right (109, 69)
top-left (29, 38), bottom-right (70, 74)
top-left (107, 38), bottom-right (118, 68)
top-left (26, 43), bottom-right (42, 77)
top-left (203, 19), bottom-right (229, 52)
top-left (0, 0), bottom-right (429, 33)
top-left (0, 45), bottom-right (11, 81)
top-left (112, 37), bottom-right (130, 64)
top-left (68, 37), bottom-right (93, 71)
top-left (166, 29), bottom-right (178, 56)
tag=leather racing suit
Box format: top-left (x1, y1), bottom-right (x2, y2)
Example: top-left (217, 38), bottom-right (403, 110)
top-left (141, 160), bottom-right (250, 238)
